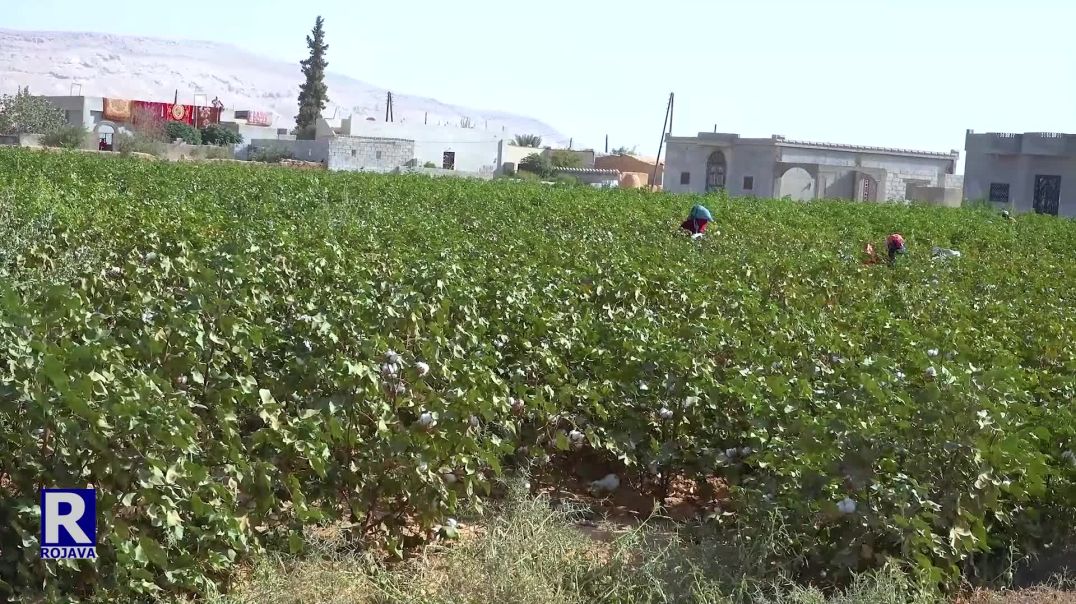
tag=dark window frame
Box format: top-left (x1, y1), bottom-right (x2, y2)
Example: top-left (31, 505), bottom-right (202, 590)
top-left (988, 182), bottom-right (1009, 203)
top-left (705, 151), bottom-right (727, 192)
top-left (680, 171), bottom-right (691, 185)
top-left (743, 176), bottom-right (754, 190)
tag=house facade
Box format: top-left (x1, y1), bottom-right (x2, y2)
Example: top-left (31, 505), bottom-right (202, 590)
top-left (43, 94), bottom-right (282, 147)
top-left (964, 130), bottom-right (1076, 217)
top-left (317, 118), bottom-right (504, 176)
top-left (663, 132), bottom-right (960, 203)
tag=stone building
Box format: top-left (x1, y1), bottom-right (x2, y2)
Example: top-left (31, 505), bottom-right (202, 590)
top-left (246, 136), bottom-right (416, 173)
top-left (317, 118), bottom-right (503, 176)
top-left (964, 130), bottom-right (1076, 217)
top-left (663, 132), bottom-right (960, 203)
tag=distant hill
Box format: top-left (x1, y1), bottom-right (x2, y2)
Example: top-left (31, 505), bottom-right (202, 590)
top-left (0, 29), bottom-right (568, 144)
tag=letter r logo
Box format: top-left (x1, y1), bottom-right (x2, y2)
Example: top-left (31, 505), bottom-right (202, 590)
top-left (41, 489), bottom-right (96, 547)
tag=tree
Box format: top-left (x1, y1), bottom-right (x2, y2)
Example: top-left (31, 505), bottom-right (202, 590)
top-left (611, 145), bottom-right (637, 155)
top-left (519, 153), bottom-right (553, 178)
top-left (295, 16), bottom-right (330, 140)
top-left (201, 124), bottom-right (244, 146)
top-left (458, 116), bottom-right (475, 129)
top-left (549, 149), bottom-right (582, 169)
top-left (165, 122), bottom-right (201, 145)
top-left (0, 88), bottom-right (65, 135)
top-left (513, 134), bottom-right (542, 147)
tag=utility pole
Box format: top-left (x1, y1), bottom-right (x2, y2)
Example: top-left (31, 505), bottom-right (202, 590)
top-left (651, 92), bottom-right (674, 188)
top-left (605, 134), bottom-right (608, 153)
top-left (569, 137), bottom-right (573, 149)
top-left (424, 112), bottom-right (428, 125)
top-left (385, 92), bottom-right (394, 122)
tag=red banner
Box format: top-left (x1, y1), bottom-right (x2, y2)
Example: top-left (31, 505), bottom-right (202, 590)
top-left (131, 101), bottom-right (220, 127)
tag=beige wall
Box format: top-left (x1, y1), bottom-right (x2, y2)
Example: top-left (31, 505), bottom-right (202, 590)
top-left (909, 185), bottom-right (962, 207)
top-left (502, 144), bottom-right (542, 170)
top-left (595, 155), bottom-right (663, 186)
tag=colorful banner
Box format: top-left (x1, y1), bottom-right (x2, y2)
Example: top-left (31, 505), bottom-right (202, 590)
top-left (130, 101), bottom-right (221, 127)
top-left (246, 111), bottom-right (272, 127)
top-left (102, 98), bottom-right (131, 121)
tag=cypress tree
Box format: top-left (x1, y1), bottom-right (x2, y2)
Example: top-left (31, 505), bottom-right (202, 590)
top-left (295, 16), bottom-right (329, 140)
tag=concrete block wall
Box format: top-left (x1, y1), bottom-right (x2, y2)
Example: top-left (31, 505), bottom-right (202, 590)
top-left (327, 136), bottom-right (414, 172)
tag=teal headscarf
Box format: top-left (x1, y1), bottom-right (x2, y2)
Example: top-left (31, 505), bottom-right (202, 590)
top-left (689, 204), bottom-right (713, 221)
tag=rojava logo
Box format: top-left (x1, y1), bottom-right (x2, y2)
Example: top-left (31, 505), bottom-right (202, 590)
top-left (171, 104), bottom-right (186, 121)
top-left (40, 489), bottom-right (97, 560)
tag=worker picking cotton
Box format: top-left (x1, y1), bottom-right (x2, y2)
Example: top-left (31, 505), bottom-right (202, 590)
top-left (681, 203), bottom-right (713, 235)
top-left (885, 233), bottom-right (906, 262)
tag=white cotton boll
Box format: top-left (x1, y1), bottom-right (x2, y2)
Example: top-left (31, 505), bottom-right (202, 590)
top-left (417, 462), bottom-right (429, 473)
top-left (394, 382), bottom-right (407, 395)
top-left (927, 349), bottom-right (939, 357)
top-left (837, 497), bottom-right (857, 514)
top-left (725, 448), bottom-right (738, 459)
top-left (1062, 450), bottom-right (1076, 466)
top-left (384, 350), bottom-right (402, 365)
top-left (442, 471), bottom-right (457, 484)
top-left (684, 396), bottom-right (700, 408)
top-left (740, 447), bottom-right (752, 457)
top-left (415, 361), bottom-right (430, 377)
top-left (418, 412), bottom-right (436, 429)
top-left (445, 518), bottom-right (458, 529)
top-left (658, 408), bottom-right (674, 420)
top-left (141, 310), bottom-right (156, 324)
top-left (925, 366), bottom-right (938, 378)
top-left (144, 251), bottom-right (158, 262)
top-left (468, 415), bottom-right (480, 428)
top-left (106, 266), bottom-right (123, 277)
top-left (590, 474), bottom-right (620, 493)
top-left (895, 371), bottom-right (906, 380)
top-left (568, 429), bottom-right (584, 443)
top-left (302, 340), bottom-right (313, 352)
top-left (381, 362), bottom-right (399, 377)
top-left (510, 397), bottom-right (525, 415)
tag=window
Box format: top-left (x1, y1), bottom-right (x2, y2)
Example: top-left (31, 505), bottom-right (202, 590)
top-left (742, 176), bottom-right (754, 190)
top-left (988, 183), bottom-right (1010, 203)
top-left (705, 151), bottom-right (727, 192)
top-left (442, 151), bottom-right (456, 170)
top-left (680, 171), bottom-right (691, 185)
top-left (351, 149), bottom-right (356, 157)
top-left (376, 150), bottom-right (382, 160)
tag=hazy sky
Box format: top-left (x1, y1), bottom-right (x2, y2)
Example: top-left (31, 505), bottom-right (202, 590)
top-left (4, 0), bottom-right (1075, 161)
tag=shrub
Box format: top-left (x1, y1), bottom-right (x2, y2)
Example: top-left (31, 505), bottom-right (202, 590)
top-left (40, 125), bottom-right (89, 149)
top-left (422, 161), bottom-right (437, 169)
top-left (113, 131), bottom-right (166, 156)
top-left (519, 153), bottom-right (552, 178)
top-left (165, 122), bottom-right (201, 145)
top-left (250, 145), bottom-right (294, 163)
top-left (201, 124), bottom-right (244, 146)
